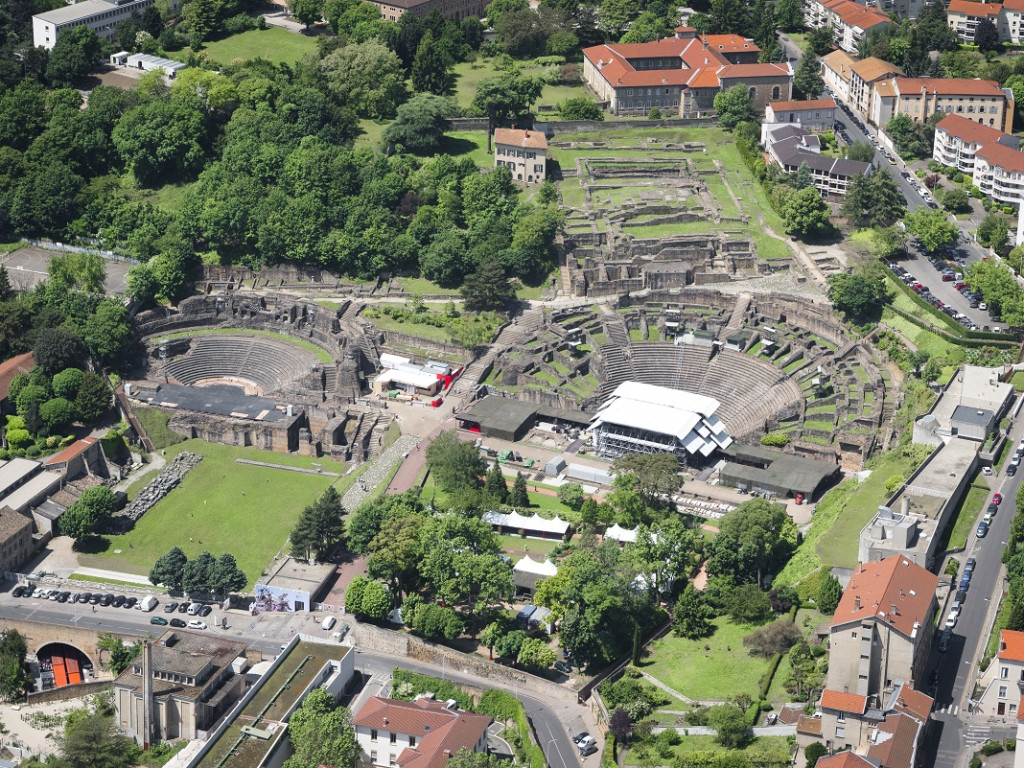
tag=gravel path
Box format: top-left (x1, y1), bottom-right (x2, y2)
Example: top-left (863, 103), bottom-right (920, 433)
top-left (342, 434), bottom-right (421, 510)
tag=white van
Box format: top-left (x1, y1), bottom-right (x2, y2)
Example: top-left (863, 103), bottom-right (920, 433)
top-left (321, 616), bottom-right (336, 631)
top-left (187, 602), bottom-right (202, 615)
top-left (139, 595), bottom-right (159, 612)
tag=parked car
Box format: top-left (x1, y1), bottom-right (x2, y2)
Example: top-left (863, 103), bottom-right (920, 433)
top-left (978, 521), bottom-right (990, 538)
top-left (554, 661), bottom-right (573, 674)
top-left (78, 592), bottom-right (92, 604)
top-left (1008, 464), bottom-right (1018, 477)
top-left (124, 597), bottom-right (137, 609)
top-left (580, 743), bottom-right (599, 757)
top-left (983, 466), bottom-right (994, 476)
top-left (994, 493), bottom-right (1003, 505)
top-left (112, 595), bottom-right (125, 608)
top-left (57, 591), bottom-right (70, 603)
top-left (150, 616), bottom-right (169, 626)
top-left (20, 585), bottom-right (34, 598)
top-left (99, 594), bottom-right (113, 607)
top-left (187, 620), bottom-right (207, 630)
top-left (989, 503), bottom-right (999, 516)
top-left (164, 601), bottom-right (179, 613)
top-left (945, 613), bottom-right (958, 629)
top-left (170, 618), bottom-right (187, 628)
top-left (198, 605), bottom-right (213, 617)
top-left (938, 629), bottom-right (951, 652)
top-left (573, 733), bottom-right (591, 745)
top-left (177, 602), bottom-right (190, 613)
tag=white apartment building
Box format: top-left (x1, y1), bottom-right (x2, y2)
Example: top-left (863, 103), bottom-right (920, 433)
top-left (33, 0), bottom-right (172, 50)
top-left (978, 631), bottom-right (1024, 718)
top-left (932, 113), bottom-right (1020, 174)
top-left (947, 0), bottom-right (1002, 42)
top-left (974, 141), bottom-right (1024, 205)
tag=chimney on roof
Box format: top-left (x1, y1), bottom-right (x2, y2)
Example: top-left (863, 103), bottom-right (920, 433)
top-left (1002, 640), bottom-right (1008, 651)
top-left (384, 718), bottom-right (389, 725)
top-left (855, 596), bottom-right (861, 609)
top-left (891, 604), bottom-right (898, 615)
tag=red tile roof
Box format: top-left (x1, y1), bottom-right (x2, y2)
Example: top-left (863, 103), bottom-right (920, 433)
top-left (796, 714), bottom-right (823, 735)
top-left (813, 753), bottom-right (877, 768)
top-left (493, 128), bottom-right (547, 151)
top-left (687, 67), bottom-right (725, 88)
top-left (702, 34), bottom-right (758, 53)
top-left (583, 44), bottom-right (696, 87)
top-left (820, 689), bottom-right (869, 715)
top-left (828, 0), bottom-right (893, 28)
top-left (936, 113), bottom-right (1011, 145)
top-left (353, 698), bottom-right (491, 768)
top-left (977, 141), bottom-right (1024, 174)
top-left (770, 98), bottom-right (837, 112)
top-left (830, 555), bottom-right (938, 637)
top-left (1006, 0), bottom-right (1024, 11)
top-left (866, 712), bottom-right (922, 768)
top-left (0, 352), bottom-right (35, 402)
top-left (948, 0), bottom-right (1002, 15)
top-left (890, 683), bottom-right (933, 721)
top-left (999, 629), bottom-right (1024, 663)
top-left (718, 63), bottom-right (791, 80)
top-left (895, 77), bottom-right (1006, 97)
top-left (44, 437), bottom-right (99, 467)
top-left (850, 57), bottom-right (904, 83)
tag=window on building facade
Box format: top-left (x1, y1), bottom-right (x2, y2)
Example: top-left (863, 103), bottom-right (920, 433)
top-left (1002, 667), bottom-right (1009, 680)
top-left (390, 733), bottom-right (397, 745)
top-left (1000, 686), bottom-right (1008, 699)
top-left (410, 737), bottom-right (416, 747)
top-left (836, 726), bottom-right (845, 738)
top-left (371, 730), bottom-right (378, 741)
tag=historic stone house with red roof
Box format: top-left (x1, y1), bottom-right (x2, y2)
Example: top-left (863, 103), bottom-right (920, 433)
top-left (581, 27), bottom-right (792, 118)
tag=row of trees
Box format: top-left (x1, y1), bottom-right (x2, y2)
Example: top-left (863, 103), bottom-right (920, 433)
top-left (148, 547), bottom-right (247, 597)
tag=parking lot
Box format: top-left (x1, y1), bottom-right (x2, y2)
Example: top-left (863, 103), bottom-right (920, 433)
top-left (11, 586), bottom-right (218, 631)
top-left (886, 251), bottom-right (1009, 332)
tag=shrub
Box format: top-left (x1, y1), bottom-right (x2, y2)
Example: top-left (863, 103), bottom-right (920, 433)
top-left (222, 13), bottom-right (256, 33)
top-left (760, 433), bottom-right (790, 447)
top-left (981, 741), bottom-right (1005, 756)
top-left (390, 669), bottom-right (473, 710)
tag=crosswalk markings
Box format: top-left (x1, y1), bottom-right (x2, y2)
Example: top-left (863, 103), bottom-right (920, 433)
top-left (935, 704), bottom-right (959, 715)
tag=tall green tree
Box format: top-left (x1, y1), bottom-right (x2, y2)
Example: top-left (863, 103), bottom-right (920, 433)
top-left (792, 54), bottom-right (824, 99)
top-left (56, 710), bottom-right (139, 768)
top-left (673, 584), bottom-right (714, 639)
top-left (780, 186), bottom-right (832, 239)
top-left (425, 430), bottom-right (486, 492)
top-left (320, 39), bottom-right (409, 119)
top-left (817, 572), bottom-right (843, 614)
top-left (149, 546), bottom-right (188, 590)
top-left (60, 486), bottom-right (116, 540)
top-left (461, 259), bottom-right (516, 312)
top-left (290, 487), bottom-right (346, 562)
top-left (97, 633), bottom-right (142, 675)
top-left (712, 84), bottom-right (755, 129)
top-left (289, 0), bottom-right (323, 28)
top-left (776, 0), bottom-right (804, 31)
top-left (510, 471), bottom-right (530, 507)
top-left (904, 207), bottom-right (958, 253)
top-left (46, 26), bottom-right (102, 88)
top-left (412, 31), bottom-right (454, 95)
top-left (473, 71), bottom-right (542, 149)
top-left (212, 553), bottom-right (247, 597)
top-left (382, 93), bottom-right (450, 154)
top-left (182, 551), bottom-right (216, 594)
top-left (283, 688), bottom-right (360, 768)
top-left (707, 498), bottom-right (797, 586)
top-left (485, 462), bottom-right (509, 503)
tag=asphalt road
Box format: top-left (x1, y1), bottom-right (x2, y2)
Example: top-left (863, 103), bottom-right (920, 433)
top-left (0, 595), bottom-right (583, 768)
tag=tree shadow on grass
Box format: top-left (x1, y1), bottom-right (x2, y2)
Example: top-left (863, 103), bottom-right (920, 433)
top-left (436, 136), bottom-right (480, 158)
top-left (73, 536), bottom-right (111, 554)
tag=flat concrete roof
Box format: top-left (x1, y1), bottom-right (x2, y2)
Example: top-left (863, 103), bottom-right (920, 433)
top-left (0, 458), bottom-right (40, 498)
top-left (258, 557), bottom-right (335, 594)
top-left (951, 405), bottom-right (994, 427)
top-left (892, 439), bottom-right (977, 520)
top-left (1, 471), bottom-right (63, 512)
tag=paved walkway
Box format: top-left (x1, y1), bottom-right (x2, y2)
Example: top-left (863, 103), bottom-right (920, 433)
top-left (70, 567), bottom-right (152, 585)
top-left (639, 670), bottom-right (695, 705)
top-left (386, 419), bottom-right (458, 495)
top-left (342, 434), bottom-right (421, 510)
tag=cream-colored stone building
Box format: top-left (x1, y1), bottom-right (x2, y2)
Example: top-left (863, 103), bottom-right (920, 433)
top-left (494, 128), bottom-right (548, 185)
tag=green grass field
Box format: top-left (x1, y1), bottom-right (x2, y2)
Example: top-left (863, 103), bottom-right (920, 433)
top-left (83, 441), bottom-right (341, 588)
top-left (942, 483), bottom-right (989, 551)
top-left (172, 27), bottom-right (319, 66)
top-left (134, 407), bottom-right (185, 450)
top-left (642, 617), bottom-right (774, 701)
top-left (777, 445), bottom-right (933, 585)
top-left (627, 735), bottom-right (791, 766)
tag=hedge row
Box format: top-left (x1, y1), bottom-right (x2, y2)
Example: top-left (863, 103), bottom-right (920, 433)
top-left (390, 668), bottom-right (474, 710)
top-left (884, 268), bottom-right (1015, 344)
top-left (886, 304), bottom-right (1017, 350)
top-left (477, 690), bottom-right (546, 768)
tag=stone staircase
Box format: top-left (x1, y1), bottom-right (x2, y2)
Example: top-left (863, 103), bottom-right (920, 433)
top-left (724, 292), bottom-right (751, 334)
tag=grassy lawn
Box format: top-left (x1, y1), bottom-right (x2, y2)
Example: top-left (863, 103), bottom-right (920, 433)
top-left (83, 440), bottom-right (340, 588)
top-left (451, 59), bottom-right (588, 112)
top-left (134, 407), bottom-right (185, 450)
top-left (156, 328), bottom-right (333, 363)
top-left (626, 735), bottom-right (791, 766)
top-left (355, 119), bottom-right (389, 151)
top-left (171, 28), bottom-right (319, 66)
top-left (941, 483), bottom-right (989, 551)
top-left (881, 308), bottom-right (966, 361)
top-left (362, 309), bottom-right (460, 344)
top-left (777, 445), bottom-right (933, 585)
top-left (70, 573), bottom-right (168, 592)
top-left (121, 177), bottom-right (195, 217)
top-left (496, 535), bottom-right (562, 556)
top-left (0, 241), bottom-right (26, 254)
top-left (438, 131), bottom-right (493, 167)
top-left (1012, 370), bottom-right (1024, 392)
top-left (396, 276), bottom-right (460, 296)
top-left (642, 617), bottom-right (773, 700)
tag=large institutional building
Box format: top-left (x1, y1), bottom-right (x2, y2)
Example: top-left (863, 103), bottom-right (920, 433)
top-left (363, 0), bottom-right (486, 20)
top-left (582, 28), bottom-right (792, 118)
top-left (33, 0), bottom-right (170, 50)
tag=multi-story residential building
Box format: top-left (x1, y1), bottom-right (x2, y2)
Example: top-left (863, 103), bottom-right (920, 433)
top-left (765, 98), bottom-right (838, 132)
top-left (870, 77), bottom-right (1014, 133)
top-left (974, 135), bottom-right (1024, 205)
top-left (947, 0), bottom-right (1003, 42)
top-left (821, 50), bottom-right (858, 102)
top-left (933, 113), bottom-right (1020, 175)
top-left (762, 123), bottom-right (873, 197)
top-left (493, 129), bottom-right (547, 185)
top-left (582, 30), bottom-right (792, 118)
top-left (803, 0), bottom-right (895, 53)
top-left (827, 554), bottom-right (938, 699)
top-left (33, 0), bottom-right (171, 50)
top-left (1001, 0), bottom-right (1024, 42)
top-left (977, 630), bottom-right (1024, 718)
top-left (849, 57), bottom-right (904, 116)
top-left (365, 0), bottom-right (485, 21)
top-left (352, 697), bottom-right (492, 768)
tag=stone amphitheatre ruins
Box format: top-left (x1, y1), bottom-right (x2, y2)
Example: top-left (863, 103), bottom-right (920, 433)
top-left (122, 134), bottom-right (888, 474)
